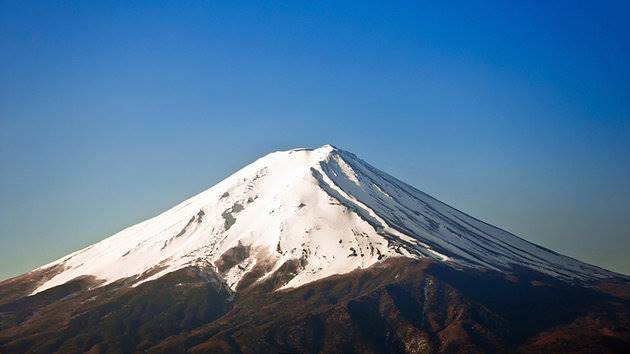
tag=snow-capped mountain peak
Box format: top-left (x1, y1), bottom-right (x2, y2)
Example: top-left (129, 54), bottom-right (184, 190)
top-left (32, 145), bottom-right (617, 294)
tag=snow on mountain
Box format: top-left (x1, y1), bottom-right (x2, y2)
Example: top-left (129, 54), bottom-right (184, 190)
top-left (32, 145), bottom-right (617, 294)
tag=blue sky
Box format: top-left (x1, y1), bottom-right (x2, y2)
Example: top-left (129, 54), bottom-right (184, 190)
top-left (1, 1), bottom-right (629, 279)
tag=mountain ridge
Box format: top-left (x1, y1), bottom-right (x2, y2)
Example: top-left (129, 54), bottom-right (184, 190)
top-left (2, 144), bottom-right (629, 353)
top-left (25, 145), bottom-right (625, 296)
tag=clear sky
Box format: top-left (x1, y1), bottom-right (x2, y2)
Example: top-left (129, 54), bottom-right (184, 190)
top-left (1, 1), bottom-right (629, 280)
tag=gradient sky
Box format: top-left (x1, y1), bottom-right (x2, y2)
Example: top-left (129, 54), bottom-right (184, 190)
top-left (1, 1), bottom-right (629, 280)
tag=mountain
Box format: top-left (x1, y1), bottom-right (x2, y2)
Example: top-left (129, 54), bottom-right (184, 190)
top-left (1, 145), bottom-right (629, 353)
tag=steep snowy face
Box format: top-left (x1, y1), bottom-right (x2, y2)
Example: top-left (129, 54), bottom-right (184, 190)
top-left (33, 145), bottom-right (617, 294)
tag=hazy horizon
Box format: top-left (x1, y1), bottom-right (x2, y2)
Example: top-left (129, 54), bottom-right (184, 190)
top-left (1, 1), bottom-right (629, 280)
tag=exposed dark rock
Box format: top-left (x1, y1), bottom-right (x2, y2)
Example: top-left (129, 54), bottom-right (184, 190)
top-left (0, 267), bottom-right (232, 354)
top-left (0, 264), bottom-right (66, 306)
top-left (1, 259), bottom-right (629, 354)
top-left (222, 202), bottom-right (244, 231)
top-left (349, 247), bottom-right (358, 257)
top-left (215, 243), bottom-right (251, 274)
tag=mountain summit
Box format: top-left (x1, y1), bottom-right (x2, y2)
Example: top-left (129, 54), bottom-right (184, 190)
top-left (32, 145), bottom-right (618, 294)
top-left (2, 145), bottom-right (628, 353)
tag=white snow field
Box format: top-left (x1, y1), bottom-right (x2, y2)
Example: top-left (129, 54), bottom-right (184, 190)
top-left (32, 145), bottom-right (617, 294)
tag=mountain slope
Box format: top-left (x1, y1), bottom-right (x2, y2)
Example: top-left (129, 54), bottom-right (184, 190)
top-left (2, 258), bottom-right (628, 353)
top-left (1, 145), bottom-right (628, 354)
top-left (29, 145), bottom-right (620, 295)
